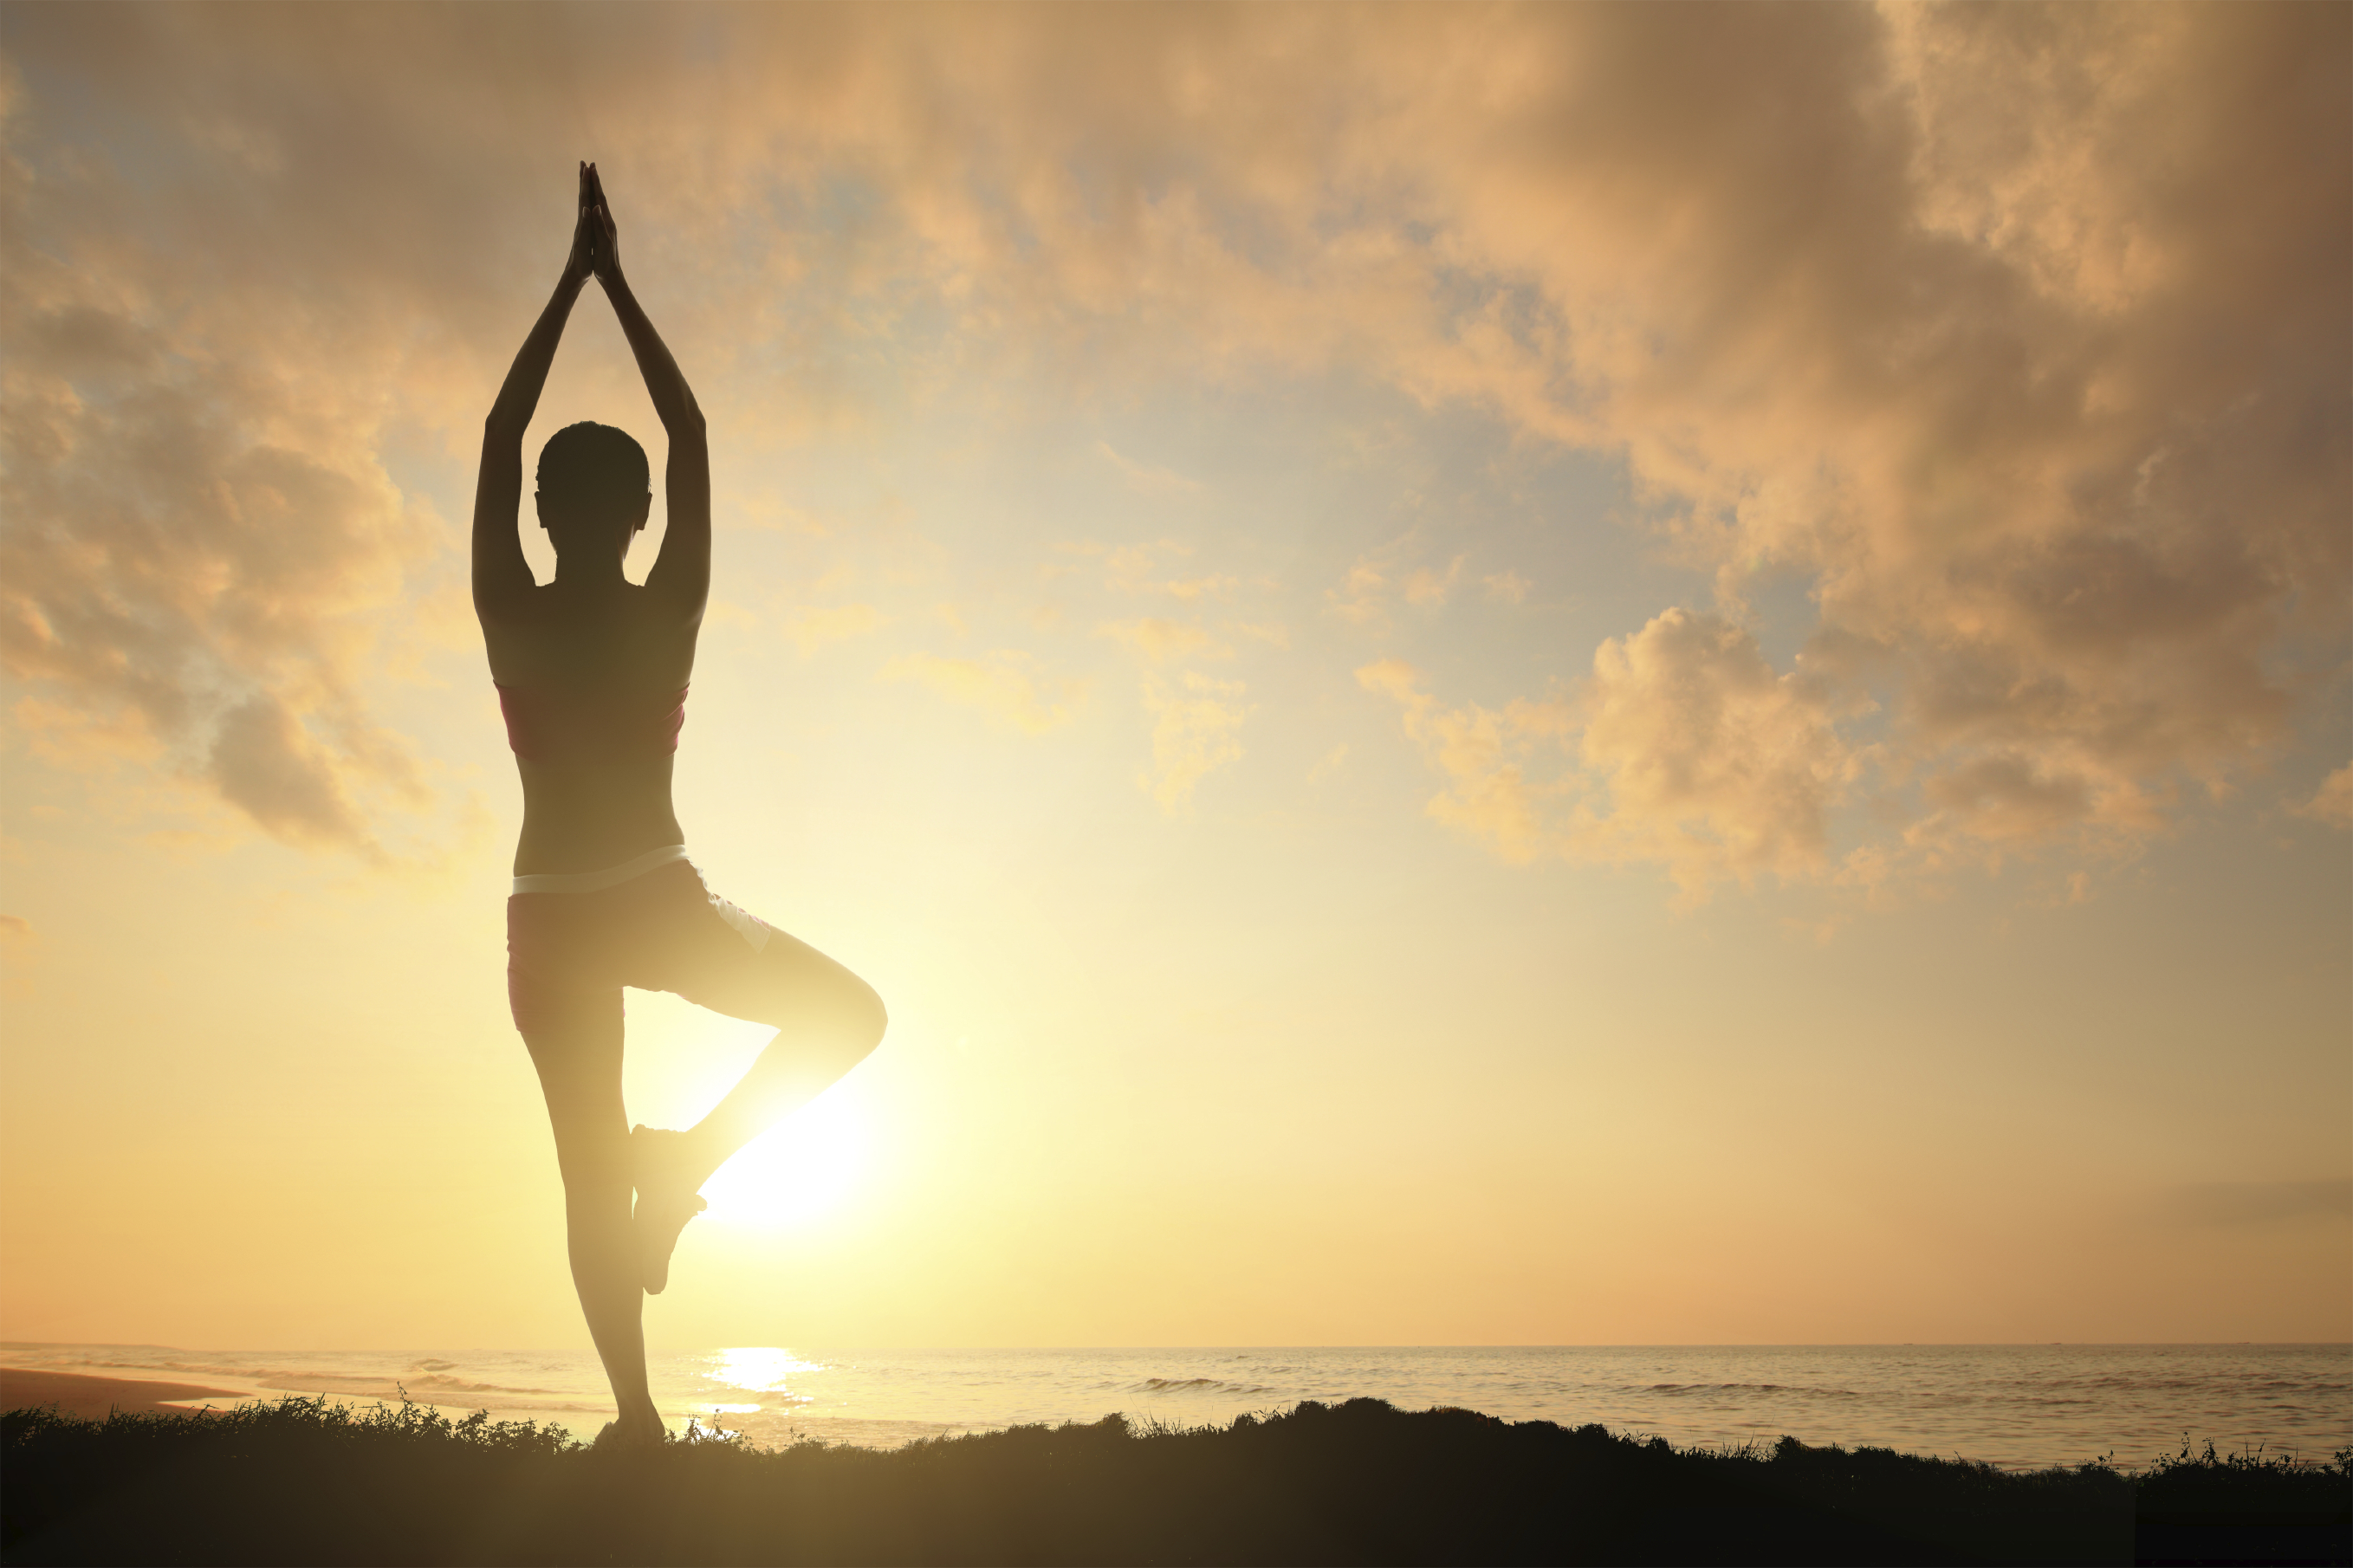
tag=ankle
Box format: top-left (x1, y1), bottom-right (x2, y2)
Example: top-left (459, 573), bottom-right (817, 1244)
top-left (632, 1125), bottom-right (709, 1193)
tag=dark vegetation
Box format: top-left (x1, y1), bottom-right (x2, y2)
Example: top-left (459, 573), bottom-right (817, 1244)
top-left (3, 1395), bottom-right (2345, 1566)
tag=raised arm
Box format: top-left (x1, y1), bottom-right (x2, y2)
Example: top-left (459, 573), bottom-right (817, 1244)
top-left (474, 165), bottom-right (598, 618)
top-left (585, 165), bottom-right (710, 619)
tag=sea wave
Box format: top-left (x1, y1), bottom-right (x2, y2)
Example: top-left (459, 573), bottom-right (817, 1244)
top-left (697, 1385), bottom-right (817, 1407)
top-left (46, 1354), bottom-right (586, 1403)
top-left (1128, 1377), bottom-right (1282, 1396)
top-left (249, 1379), bottom-right (612, 1415)
top-left (71, 1356), bottom-right (286, 1381)
top-left (398, 1373), bottom-right (575, 1396)
top-left (1646, 1383), bottom-right (1862, 1400)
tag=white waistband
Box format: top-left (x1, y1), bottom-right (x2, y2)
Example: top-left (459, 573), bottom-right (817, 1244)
top-left (511, 844), bottom-right (691, 897)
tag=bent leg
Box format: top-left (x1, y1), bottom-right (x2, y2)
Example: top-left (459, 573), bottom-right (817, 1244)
top-left (670, 925), bottom-right (887, 1191)
top-left (522, 1004), bottom-right (663, 1439)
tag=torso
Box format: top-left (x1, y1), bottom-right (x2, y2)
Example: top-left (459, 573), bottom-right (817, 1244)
top-left (481, 578), bottom-right (700, 877)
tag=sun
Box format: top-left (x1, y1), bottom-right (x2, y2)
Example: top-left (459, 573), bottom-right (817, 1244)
top-left (697, 1089), bottom-right (871, 1228)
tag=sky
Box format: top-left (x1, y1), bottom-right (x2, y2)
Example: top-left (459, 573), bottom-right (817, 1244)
top-left (1, 2), bottom-right (2347, 1353)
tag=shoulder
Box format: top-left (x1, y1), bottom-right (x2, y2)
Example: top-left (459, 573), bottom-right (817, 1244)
top-left (625, 577), bottom-right (707, 634)
top-left (474, 574), bottom-right (549, 625)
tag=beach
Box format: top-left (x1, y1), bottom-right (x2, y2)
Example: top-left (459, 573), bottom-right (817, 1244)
top-left (0, 1368), bottom-right (243, 1422)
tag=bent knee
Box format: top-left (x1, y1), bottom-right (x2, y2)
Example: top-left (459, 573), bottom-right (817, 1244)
top-left (846, 977), bottom-right (887, 1057)
top-left (814, 969), bottom-right (885, 1062)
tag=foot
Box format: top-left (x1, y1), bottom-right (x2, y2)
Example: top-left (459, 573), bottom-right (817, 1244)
top-left (631, 1124), bottom-right (708, 1296)
top-left (593, 1411), bottom-right (667, 1451)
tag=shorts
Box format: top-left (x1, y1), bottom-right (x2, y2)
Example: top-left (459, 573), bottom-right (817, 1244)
top-left (505, 848), bottom-right (794, 1040)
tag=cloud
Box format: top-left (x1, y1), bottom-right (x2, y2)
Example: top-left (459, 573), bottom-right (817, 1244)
top-left (781, 603), bottom-right (888, 658)
top-left (2295, 764), bottom-right (2353, 828)
top-left (0, 245), bottom-right (431, 855)
top-left (1160, 575), bottom-right (1236, 603)
top-left (1403, 555), bottom-right (1464, 608)
top-left (2157, 1180), bottom-right (2353, 1229)
top-left (1327, 560), bottom-right (1390, 626)
top-left (1355, 657), bottom-right (1572, 869)
top-left (1343, 7), bottom-right (2344, 891)
top-left (2, 4), bottom-right (2341, 885)
top-left (206, 693), bottom-right (369, 849)
top-left (1095, 439), bottom-right (1203, 496)
top-left (1140, 671), bottom-right (1252, 813)
top-left (1095, 610), bottom-right (1252, 811)
top-left (1083, 540), bottom-right (1234, 602)
top-left (1482, 571), bottom-right (1531, 606)
top-left (1416, 6), bottom-right (2341, 871)
top-left (1578, 612), bottom-right (1860, 890)
top-left (12, 697), bottom-right (165, 770)
top-left (1095, 618), bottom-right (1225, 666)
top-left (0, 914), bottom-right (29, 939)
top-left (1328, 545), bottom-right (1466, 627)
top-left (1226, 621), bottom-right (1289, 650)
top-left (881, 651), bottom-right (1086, 735)
top-left (1362, 610), bottom-right (1861, 897)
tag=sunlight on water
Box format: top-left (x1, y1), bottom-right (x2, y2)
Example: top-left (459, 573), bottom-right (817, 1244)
top-left (704, 1346), bottom-right (824, 1397)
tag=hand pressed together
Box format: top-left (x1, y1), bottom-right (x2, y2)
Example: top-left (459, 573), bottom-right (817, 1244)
top-left (561, 160), bottom-right (623, 291)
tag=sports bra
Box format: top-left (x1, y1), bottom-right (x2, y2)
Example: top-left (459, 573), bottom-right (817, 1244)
top-left (496, 682), bottom-right (687, 762)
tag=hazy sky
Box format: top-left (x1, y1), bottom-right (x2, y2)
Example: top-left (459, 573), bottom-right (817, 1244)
top-left (3, 3), bottom-right (2347, 1351)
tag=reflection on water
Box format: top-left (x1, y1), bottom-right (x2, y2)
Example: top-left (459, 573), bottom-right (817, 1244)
top-left (4, 1342), bottom-right (2343, 1471)
top-left (705, 1346), bottom-right (823, 1398)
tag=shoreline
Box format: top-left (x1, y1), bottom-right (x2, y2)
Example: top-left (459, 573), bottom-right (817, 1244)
top-left (0, 1368), bottom-right (248, 1422)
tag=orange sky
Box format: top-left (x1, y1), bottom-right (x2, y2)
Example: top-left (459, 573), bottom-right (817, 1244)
top-left (2, 2), bottom-right (2347, 1351)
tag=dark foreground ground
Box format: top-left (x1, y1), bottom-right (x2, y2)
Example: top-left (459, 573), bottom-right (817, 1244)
top-left (3, 1396), bottom-right (2345, 1567)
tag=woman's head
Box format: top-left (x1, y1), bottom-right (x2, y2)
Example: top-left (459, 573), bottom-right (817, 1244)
top-left (535, 422), bottom-right (651, 556)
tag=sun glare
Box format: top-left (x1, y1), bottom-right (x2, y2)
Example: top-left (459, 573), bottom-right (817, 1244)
top-left (705, 1346), bottom-right (825, 1396)
top-left (698, 1090), bottom-right (872, 1228)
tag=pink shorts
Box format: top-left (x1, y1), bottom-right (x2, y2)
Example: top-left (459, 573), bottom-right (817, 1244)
top-left (505, 853), bottom-right (793, 1040)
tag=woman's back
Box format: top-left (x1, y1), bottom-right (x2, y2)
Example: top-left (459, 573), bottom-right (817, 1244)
top-left (483, 574), bottom-right (701, 877)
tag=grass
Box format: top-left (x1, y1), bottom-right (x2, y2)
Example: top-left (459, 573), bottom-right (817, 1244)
top-left (3, 1394), bottom-right (2345, 1565)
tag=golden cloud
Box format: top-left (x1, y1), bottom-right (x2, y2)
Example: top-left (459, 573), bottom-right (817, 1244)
top-left (781, 603), bottom-right (889, 658)
top-left (1095, 618), bottom-right (1225, 666)
top-left (2, 3), bottom-right (2341, 885)
top-left (2297, 765), bottom-right (2353, 830)
top-left (1361, 611), bottom-right (1859, 899)
top-left (1140, 671), bottom-right (1252, 813)
top-left (881, 651), bottom-right (1087, 735)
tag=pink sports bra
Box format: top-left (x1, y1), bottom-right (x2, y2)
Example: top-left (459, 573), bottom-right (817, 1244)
top-left (496, 683), bottom-right (687, 762)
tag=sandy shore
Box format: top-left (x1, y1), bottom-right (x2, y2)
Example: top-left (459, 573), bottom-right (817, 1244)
top-left (1, 1367), bottom-right (247, 1420)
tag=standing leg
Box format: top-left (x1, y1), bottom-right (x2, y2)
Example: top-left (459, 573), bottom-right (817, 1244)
top-left (523, 1006), bottom-right (664, 1442)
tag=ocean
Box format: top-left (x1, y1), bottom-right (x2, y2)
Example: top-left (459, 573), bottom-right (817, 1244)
top-left (4, 1342), bottom-right (2344, 1473)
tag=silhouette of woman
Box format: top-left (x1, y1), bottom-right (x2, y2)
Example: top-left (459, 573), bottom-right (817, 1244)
top-left (473, 164), bottom-right (886, 1448)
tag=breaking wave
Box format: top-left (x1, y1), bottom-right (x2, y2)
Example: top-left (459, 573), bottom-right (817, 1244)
top-left (1128, 1377), bottom-right (1282, 1396)
top-left (1647, 1383), bottom-right (1863, 1400)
